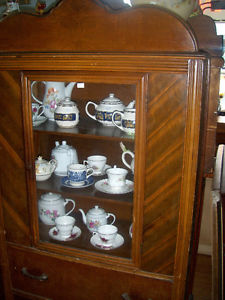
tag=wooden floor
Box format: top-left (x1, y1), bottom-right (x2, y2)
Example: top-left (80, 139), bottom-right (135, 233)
top-left (192, 254), bottom-right (212, 300)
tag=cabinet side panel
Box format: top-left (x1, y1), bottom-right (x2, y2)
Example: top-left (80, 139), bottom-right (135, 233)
top-left (0, 71), bottom-right (30, 245)
top-left (142, 72), bottom-right (187, 275)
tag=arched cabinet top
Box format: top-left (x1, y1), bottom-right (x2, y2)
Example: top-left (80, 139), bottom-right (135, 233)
top-left (0, 0), bottom-right (222, 55)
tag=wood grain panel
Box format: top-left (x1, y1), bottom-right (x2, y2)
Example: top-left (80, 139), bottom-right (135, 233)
top-left (142, 72), bottom-right (187, 275)
top-left (0, 71), bottom-right (30, 245)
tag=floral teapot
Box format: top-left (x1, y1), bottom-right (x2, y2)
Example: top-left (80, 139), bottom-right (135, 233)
top-left (38, 192), bottom-right (75, 225)
top-left (31, 81), bottom-right (76, 121)
top-left (79, 206), bottom-right (116, 232)
top-left (51, 141), bottom-right (78, 176)
top-left (85, 93), bottom-right (125, 126)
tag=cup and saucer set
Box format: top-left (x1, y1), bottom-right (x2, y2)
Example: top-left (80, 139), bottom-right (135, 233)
top-left (61, 155), bottom-right (112, 189)
top-left (95, 166), bottom-right (134, 195)
top-left (32, 103), bottom-right (47, 127)
top-left (90, 224), bottom-right (124, 250)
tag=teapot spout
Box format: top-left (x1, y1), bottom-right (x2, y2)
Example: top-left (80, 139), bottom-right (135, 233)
top-left (65, 82), bottom-right (76, 98)
top-left (79, 209), bottom-right (87, 225)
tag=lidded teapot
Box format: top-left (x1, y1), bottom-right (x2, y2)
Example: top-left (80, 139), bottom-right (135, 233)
top-left (112, 100), bottom-right (136, 135)
top-left (54, 97), bottom-right (79, 128)
top-left (85, 93), bottom-right (125, 126)
top-left (51, 141), bottom-right (78, 176)
top-left (31, 81), bottom-right (76, 121)
top-left (35, 156), bottom-right (57, 181)
top-left (38, 192), bottom-right (75, 225)
top-left (79, 206), bottom-right (116, 232)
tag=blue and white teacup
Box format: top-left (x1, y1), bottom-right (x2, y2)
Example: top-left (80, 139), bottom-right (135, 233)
top-left (67, 163), bottom-right (94, 186)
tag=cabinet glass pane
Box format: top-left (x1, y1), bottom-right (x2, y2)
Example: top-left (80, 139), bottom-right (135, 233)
top-left (30, 78), bottom-right (136, 260)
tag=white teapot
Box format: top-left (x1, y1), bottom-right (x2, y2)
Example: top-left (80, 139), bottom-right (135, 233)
top-left (79, 206), bottom-right (116, 232)
top-left (31, 81), bottom-right (76, 121)
top-left (51, 141), bottom-right (78, 176)
top-left (112, 100), bottom-right (135, 135)
top-left (38, 192), bottom-right (75, 225)
top-left (54, 97), bottom-right (79, 128)
top-left (35, 156), bottom-right (57, 181)
top-left (85, 93), bottom-right (125, 126)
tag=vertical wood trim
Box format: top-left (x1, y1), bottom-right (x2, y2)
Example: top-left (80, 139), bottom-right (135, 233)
top-left (132, 74), bottom-right (148, 266)
top-left (172, 59), bottom-right (204, 299)
top-left (21, 74), bottom-right (39, 246)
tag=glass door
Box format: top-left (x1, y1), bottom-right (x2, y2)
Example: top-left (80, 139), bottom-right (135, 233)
top-left (25, 72), bottom-right (140, 262)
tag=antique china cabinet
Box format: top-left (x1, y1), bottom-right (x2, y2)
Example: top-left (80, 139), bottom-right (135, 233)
top-left (0, 0), bottom-right (223, 299)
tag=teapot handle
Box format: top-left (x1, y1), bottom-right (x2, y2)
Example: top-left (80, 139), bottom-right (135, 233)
top-left (49, 159), bottom-right (57, 173)
top-left (85, 101), bottom-right (97, 121)
top-left (64, 199), bottom-right (76, 216)
top-left (31, 81), bottom-right (46, 105)
top-left (112, 111), bottom-right (123, 131)
top-left (106, 213), bottom-right (116, 225)
top-left (122, 151), bottom-right (134, 170)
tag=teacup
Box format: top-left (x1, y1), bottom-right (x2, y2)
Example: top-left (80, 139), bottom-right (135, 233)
top-left (106, 167), bottom-right (128, 188)
top-left (67, 163), bottom-right (94, 186)
top-left (32, 103), bottom-right (44, 121)
top-left (94, 224), bottom-right (118, 246)
top-left (55, 215), bottom-right (75, 238)
top-left (83, 155), bottom-right (107, 175)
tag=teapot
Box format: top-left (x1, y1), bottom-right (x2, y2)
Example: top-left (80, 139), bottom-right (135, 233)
top-left (54, 97), bottom-right (79, 128)
top-left (35, 156), bottom-right (57, 181)
top-left (85, 93), bottom-right (125, 126)
top-left (51, 141), bottom-right (78, 176)
top-left (79, 206), bottom-right (116, 232)
top-left (31, 81), bottom-right (76, 121)
top-left (112, 100), bottom-right (136, 135)
top-left (38, 192), bottom-right (75, 225)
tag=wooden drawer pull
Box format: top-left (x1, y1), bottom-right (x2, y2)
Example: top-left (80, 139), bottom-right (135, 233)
top-left (21, 267), bottom-right (48, 281)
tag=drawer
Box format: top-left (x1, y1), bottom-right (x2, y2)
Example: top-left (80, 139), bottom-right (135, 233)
top-left (8, 245), bottom-right (172, 300)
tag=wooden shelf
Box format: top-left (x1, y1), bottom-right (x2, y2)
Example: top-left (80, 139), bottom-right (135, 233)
top-left (33, 118), bottom-right (135, 141)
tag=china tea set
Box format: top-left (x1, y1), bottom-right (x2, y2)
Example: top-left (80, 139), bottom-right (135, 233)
top-left (31, 81), bottom-right (136, 134)
top-left (39, 191), bottom-right (125, 249)
top-left (35, 140), bottom-right (135, 194)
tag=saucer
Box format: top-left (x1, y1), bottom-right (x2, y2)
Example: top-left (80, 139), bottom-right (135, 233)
top-left (62, 176), bottom-right (94, 188)
top-left (95, 179), bottom-right (133, 194)
top-left (90, 233), bottom-right (124, 250)
top-left (93, 164), bottom-right (111, 176)
top-left (32, 116), bottom-right (47, 127)
top-left (49, 226), bottom-right (81, 241)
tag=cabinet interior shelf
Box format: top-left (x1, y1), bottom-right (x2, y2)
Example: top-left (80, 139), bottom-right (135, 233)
top-left (33, 118), bottom-right (135, 141)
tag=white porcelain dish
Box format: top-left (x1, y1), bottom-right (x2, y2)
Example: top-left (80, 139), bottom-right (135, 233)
top-left (95, 179), bottom-right (133, 194)
top-left (90, 233), bottom-right (124, 250)
top-left (49, 226), bottom-right (81, 241)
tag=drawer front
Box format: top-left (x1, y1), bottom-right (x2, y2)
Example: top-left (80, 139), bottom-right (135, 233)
top-left (8, 246), bottom-right (172, 300)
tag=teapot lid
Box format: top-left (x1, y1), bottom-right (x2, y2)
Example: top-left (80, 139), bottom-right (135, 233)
top-left (54, 140), bottom-right (73, 150)
top-left (41, 192), bottom-right (62, 202)
top-left (101, 93), bottom-right (123, 106)
top-left (58, 97), bottom-right (77, 107)
top-left (88, 205), bottom-right (105, 216)
top-left (35, 156), bottom-right (48, 165)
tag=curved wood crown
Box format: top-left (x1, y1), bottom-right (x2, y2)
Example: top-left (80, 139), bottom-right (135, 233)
top-left (0, 0), bottom-right (216, 53)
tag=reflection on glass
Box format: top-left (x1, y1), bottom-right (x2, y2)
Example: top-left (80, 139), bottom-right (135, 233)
top-left (0, 0), bottom-right (62, 21)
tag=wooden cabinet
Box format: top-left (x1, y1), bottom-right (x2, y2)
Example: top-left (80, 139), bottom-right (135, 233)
top-left (0, 1), bottom-right (223, 299)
